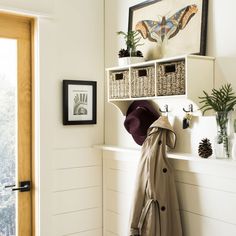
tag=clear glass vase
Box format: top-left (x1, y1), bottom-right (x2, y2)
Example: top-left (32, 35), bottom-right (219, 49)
top-left (231, 133), bottom-right (236, 160)
top-left (214, 111), bottom-right (230, 159)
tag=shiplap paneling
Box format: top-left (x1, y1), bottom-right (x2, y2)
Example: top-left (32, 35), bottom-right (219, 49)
top-left (52, 187), bottom-right (102, 215)
top-left (52, 148), bottom-right (102, 236)
top-left (52, 166), bottom-right (101, 191)
top-left (105, 211), bottom-right (129, 236)
top-left (103, 149), bottom-right (236, 236)
top-left (52, 148), bottom-right (101, 170)
top-left (106, 169), bottom-right (136, 194)
top-left (64, 229), bottom-right (102, 236)
top-left (177, 182), bottom-right (236, 224)
top-left (104, 232), bottom-right (118, 236)
top-left (106, 190), bottom-right (131, 215)
top-left (103, 152), bottom-right (138, 236)
top-left (175, 170), bottom-right (236, 193)
top-left (170, 158), bottom-right (236, 179)
top-left (181, 211), bottom-right (236, 236)
top-left (52, 208), bottom-right (102, 235)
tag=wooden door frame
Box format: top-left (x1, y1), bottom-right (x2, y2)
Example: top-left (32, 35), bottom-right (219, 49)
top-left (0, 12), bottom-right (36, 236)
top-left (30, 17), bottom-right (36, 236)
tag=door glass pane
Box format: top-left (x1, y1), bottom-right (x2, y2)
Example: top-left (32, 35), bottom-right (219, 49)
top-left (0, 38), bottom-right (17, 236)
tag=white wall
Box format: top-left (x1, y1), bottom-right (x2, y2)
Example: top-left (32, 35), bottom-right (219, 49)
top-left (104, 0), bottom-right (236, 235)
top-left (0, 0), bottom-right (104, 236)
top-left (207, 0), bottom-right (236, 89)
top-left (105, 0), bottom-right (144, 148)
top-left (39, 1), bottom-right (104, 235)
top-left (105, 0), bottom-right (236, 155)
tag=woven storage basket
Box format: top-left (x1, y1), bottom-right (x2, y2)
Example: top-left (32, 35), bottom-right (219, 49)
top-left (157, 60), bottom-right (185, 96)
top-left (131, 66), bottom-right (155, 97)
top-left (109, 70), bottom-right (129, 99)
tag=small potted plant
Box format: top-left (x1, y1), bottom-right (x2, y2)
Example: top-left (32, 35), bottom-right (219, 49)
top-left (117, 30), bottom-right (144, 66)
top-left (199, 84), bottom-right (236, 159)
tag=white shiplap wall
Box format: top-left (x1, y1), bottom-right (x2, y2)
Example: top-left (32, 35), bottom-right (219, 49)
top-left (52, 148), bottom-right (102, 236)
top-left (104, 0), bottom-right (236, 235)
top-left (37, 0), bottom-right (104, 234)
top-left (103, 151), bottom-right (139, 236)
top-left (103, 149), bottom-right (236, 236)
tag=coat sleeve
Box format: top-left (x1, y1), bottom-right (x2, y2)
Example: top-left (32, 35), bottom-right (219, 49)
top-left (129, 146), bottom-right (149, 235)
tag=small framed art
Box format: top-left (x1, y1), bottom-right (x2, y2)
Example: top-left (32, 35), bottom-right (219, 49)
top-left (63, 80), bottom-right (97, 125)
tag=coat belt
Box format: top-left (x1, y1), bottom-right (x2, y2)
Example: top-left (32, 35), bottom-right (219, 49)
top-left (137, 199), bottom-right (161, 235)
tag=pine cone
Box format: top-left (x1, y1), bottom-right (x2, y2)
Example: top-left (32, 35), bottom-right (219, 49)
top-left (198, 138), bottom-right (213, 158)
top-left (136, 50), bottom-right (143, 57)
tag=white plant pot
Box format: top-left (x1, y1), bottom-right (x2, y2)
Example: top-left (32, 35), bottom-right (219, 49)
top-left (118, 57), bottom-right (145, 66)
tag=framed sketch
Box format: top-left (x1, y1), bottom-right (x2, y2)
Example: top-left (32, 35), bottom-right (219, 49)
top-left (128, 0), bottom-right (208, 60)
top-left (63, 80), bottom-right (97, 125)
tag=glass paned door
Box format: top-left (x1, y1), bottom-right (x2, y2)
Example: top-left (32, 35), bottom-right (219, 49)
top-left (0, 38), bottom-right (17, 236)
top-left (0, 13), bottom-right (33, 236)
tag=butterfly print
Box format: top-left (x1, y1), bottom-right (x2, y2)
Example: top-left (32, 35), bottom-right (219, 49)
top-left (135, 4), bottom-right (198, 43)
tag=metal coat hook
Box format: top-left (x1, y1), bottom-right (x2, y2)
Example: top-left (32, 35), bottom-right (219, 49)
top-left (159, 104), bottom-right (169, 113)
top-left (183, 104), bottom-right (193, 113)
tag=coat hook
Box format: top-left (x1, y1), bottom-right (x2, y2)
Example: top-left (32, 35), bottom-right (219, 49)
top-left (183, 104), bottom-right (193, 113)
top-left (159, 104), bottom-right (169, 113)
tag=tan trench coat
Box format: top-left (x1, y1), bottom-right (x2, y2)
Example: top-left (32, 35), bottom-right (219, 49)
top-left (129, 116), bottom-right (182, 236)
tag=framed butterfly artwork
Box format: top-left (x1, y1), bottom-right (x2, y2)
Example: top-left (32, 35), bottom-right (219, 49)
top-left (128, 0), bottom-right (208, 60)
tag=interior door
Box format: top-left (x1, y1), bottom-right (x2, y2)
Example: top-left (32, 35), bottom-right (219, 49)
top-left (0, 13), bottom-right (33, 236)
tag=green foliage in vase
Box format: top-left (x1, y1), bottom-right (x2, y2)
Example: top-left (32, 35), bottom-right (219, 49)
top-left (199, 84), bottom-right (236, 158)
top-left (215, 111), bottom-right (229, 157)
top-left (117, 30), bottom-right (143, 57)
top-left (234, 119), bottom-right (236, 133)
top-left (199, 84), bottom-right (236, 114)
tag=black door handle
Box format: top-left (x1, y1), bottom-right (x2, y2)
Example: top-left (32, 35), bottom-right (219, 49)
top-left (5, 181), bottom-right (31, 192)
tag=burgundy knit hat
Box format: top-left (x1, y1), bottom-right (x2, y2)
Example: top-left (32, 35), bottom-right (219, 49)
top-left (124, 100), bottom-right (160, 145)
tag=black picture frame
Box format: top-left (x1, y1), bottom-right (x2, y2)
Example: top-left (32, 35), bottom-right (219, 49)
top-left (128, 0), bottom-right (208, 59)
top-left (63, 80), bottom-right (97, 125)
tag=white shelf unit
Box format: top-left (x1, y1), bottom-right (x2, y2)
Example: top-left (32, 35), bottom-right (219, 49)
top-left (106, 54), bottom-right (215, 115)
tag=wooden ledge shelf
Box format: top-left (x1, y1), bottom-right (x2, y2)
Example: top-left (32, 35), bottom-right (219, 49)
top-left (94, 144), bottom-right (141, 154)
top-left (94, 144), bottom-right (236, 167)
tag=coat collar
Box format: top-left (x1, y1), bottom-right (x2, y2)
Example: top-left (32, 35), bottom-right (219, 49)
top-left (147, 116), bottom-right (176, 148)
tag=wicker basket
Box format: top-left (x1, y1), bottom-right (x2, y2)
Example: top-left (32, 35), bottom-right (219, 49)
top-left (109, 70), bottom-right (129, 99)
top-left (157, 60), bottom-right (185, 96)
top-left (131, 66), bottom-right (155, 97)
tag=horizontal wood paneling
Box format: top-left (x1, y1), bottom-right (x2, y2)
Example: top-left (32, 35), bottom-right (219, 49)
top-left (52, 187), bottom-right (102, 215)
top-left (106, 169), bottom-right (136, 194)
top-left (52, 147), bottom-right (102, 236)
top-left (64, 229), bottom-right (102, 236)
top-left (52, 148), bottom-right (101, 170)
top-left (177, 182), bottom-right (236, 224)
top-left (104, 232), bottom-right (118, 236)
top-left (107, 158), bottom-right (138, 171)
top-left (175, 170), bottom-right (236, 193)
top-left (170, 158), bottom-right (236, 179)
top-left (106, 190), bottom-right (131, 215)
top-left (52, 166), bottom-right (102, 191)
top-left (103, 151), bottom-right (139, 168)
top-left (105, 211), bottom-right (129, 236)
top-left (103, 150), bottom-right (236, 236)
top-left (103, 153), bottom-right (138, 236)
top-left (181, 211), bottom-right (236, 236)
top-left (52, 208), bottom-right (102, 235)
